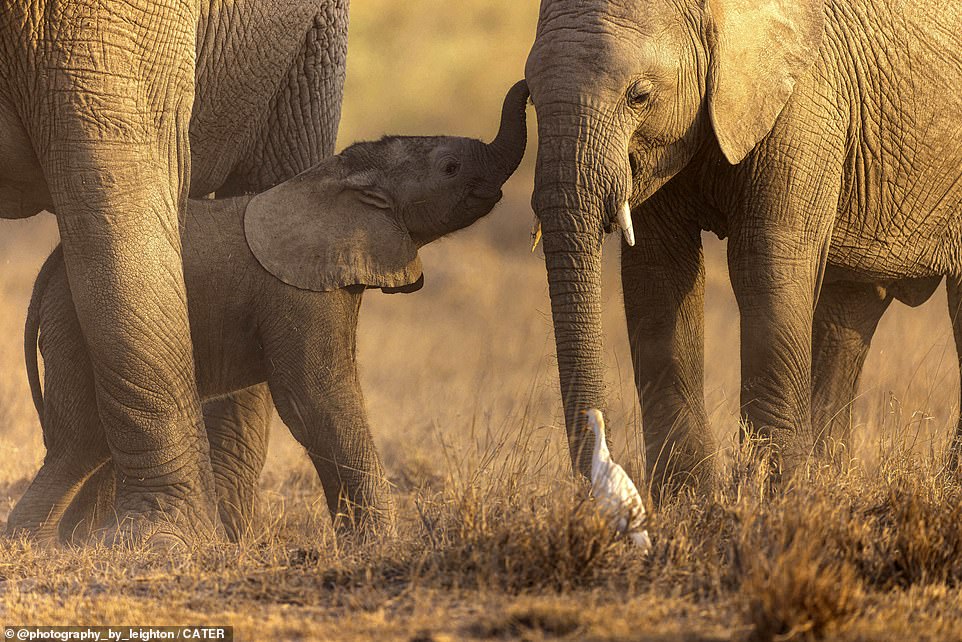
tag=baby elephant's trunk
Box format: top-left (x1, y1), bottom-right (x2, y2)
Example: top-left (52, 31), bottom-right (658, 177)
top-left (483, 80), bottom-right (529, 183)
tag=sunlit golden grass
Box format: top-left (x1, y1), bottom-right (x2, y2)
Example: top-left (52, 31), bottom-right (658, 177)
top-left (4, 192), bottom-right (962, 639)
top-left (4, 2), bottom-right (962, 638)
top-left (4, 399), bottom-right (962, 639)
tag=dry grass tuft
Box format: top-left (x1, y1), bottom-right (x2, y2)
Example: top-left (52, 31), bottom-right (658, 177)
top-left (735, 491), bottom-right (864, 641)
top-left (865, 466), bottom-right (962, 588)
top-left (412, 484), bottom-right (622, 593)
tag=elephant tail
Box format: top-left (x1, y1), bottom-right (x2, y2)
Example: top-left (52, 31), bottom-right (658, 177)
top-left (25, 244), bottom-right (63, 425)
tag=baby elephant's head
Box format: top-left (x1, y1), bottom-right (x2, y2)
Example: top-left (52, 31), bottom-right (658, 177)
top-left (245, 81), bottom-right (529, 294)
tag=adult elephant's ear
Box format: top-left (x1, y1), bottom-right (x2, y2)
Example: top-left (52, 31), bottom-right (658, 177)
top-left (706, 0), bottom-right (824, 164)
top-left (244, 164), bottom-right (423, 293)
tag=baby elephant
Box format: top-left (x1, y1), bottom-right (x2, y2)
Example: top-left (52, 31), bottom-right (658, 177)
top-left (9, 81), bottom-right (529, 543)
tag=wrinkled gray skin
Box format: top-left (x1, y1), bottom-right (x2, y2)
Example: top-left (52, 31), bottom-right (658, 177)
top-left (0, 0), bottom-right (348, 543)
top-left (812, 273), bottom-right (962, 461)
top-left (7, 82), bottom-right (529, 543)
top-left (525, 0), bottom-right (962, 493)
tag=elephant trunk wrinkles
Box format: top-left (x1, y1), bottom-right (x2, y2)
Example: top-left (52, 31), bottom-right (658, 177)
top-left (543, 226), bottom-right (606, 477)
top-left (535, 163), bottom-right (617, 478)
top-left (533, 109), bottom-right (632, 477)
top-left (482, 80), bottom-right (530, 184)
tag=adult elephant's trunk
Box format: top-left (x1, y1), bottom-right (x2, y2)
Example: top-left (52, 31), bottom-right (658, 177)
top-left (534, 108), bottom-right (631, 478)
top-left (483, 80), bottom-right (530, 184)
top-left (542, 217), bottom-right (606, 477)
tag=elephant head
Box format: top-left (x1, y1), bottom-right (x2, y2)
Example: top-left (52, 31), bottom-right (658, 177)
top-left (244, 80), bottom-right (529, 293)
top-left (525, 0), bottom-right (823, 476)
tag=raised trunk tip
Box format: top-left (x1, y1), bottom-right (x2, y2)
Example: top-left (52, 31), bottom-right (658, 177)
top-left (485, 80), bottom-right (530, 180)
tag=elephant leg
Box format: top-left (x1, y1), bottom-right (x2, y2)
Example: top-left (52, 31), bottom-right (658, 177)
top-left (8, 275), bottom-right (109, 542)
top-left (7, 456), bottom-right (107, 543)
top-left (218, 1), bottom-right (349, 194)
top-left (24, 1), bottom-right (218, 543)
top-left (58, 387), bottom-right (274, 544)
top-left (728, 188), bottom-right (838, 479)
top-left (811, 276), bottom-right (892, 453)
top-left (622, 203), bottom-right (712, 498)
top-left (947, 276), bottom-right (962, 466)
top-left (270, 375), bottom-right (394, 537)
top-left (55, 389), bottom-right (274, 544)
top-left (59, 462), bottom-right (117, 544)
top-left (264, 294), bottom-right (395, 537)
top-left (204, 385), bottom-right (273, 542)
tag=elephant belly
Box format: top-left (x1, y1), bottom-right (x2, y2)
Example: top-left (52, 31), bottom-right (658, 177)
top-left (829, 174), bottom-right (962, 281)
top-left (193, 332), bottom-right (268, 402)
top-left (186, 278), bottom-right (269, 400)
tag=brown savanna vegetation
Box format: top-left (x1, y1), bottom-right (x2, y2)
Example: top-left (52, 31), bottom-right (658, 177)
top-left (2, 3), bottom-right (962, 639)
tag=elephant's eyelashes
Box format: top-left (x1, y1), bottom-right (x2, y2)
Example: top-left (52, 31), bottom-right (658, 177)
top-left (626, 79), bottom-right (654, 108)
top-left (440, 157), bottom-right (462, 177)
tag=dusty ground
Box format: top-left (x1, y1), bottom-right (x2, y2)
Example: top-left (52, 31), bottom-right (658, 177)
top-left (3, 3), bottom-right (962, 640)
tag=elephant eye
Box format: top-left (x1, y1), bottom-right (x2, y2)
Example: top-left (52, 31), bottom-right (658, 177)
top-left (626, 79), bottom-right (654, 108)
top-left (440, 157), bottom-right (461, 177)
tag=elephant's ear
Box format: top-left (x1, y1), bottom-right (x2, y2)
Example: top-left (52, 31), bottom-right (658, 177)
top-left (244, 168), bottom-right (423, 293)
top-left (706, 0), bottom-right (824, 164)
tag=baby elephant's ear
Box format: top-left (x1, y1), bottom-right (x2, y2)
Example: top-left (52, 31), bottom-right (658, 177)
top-left (244, 172), bottom-right (422, 293)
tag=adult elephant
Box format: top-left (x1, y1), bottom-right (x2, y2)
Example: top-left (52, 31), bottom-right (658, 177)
top-left (524, 0), bottom-right (962, 493)
top-left (0, 0), bottom-right (349, 543)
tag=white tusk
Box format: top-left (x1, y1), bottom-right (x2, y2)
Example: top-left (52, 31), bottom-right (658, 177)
top-left (530, 213), bottom-right (543, 252)
top-left (617, 201), bottom-right (635, 246)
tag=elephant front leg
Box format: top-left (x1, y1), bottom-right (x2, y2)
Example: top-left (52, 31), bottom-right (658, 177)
top-left (622, 207), bottom-right (713, 499)
top-left (49, 151), bottom-right (217, 545)
top-left (204, 385), bottom-right (273, 542)
top-left (728, 207), bottom-right (836, 479)
top-left (811, 275), bottom-right (892, 453)
top-left (27, 0), bottom-right (218, 544)
top-left (271, 379), bottom-right (396, 538)
top-left (264, 303), bottom-right (395, 539)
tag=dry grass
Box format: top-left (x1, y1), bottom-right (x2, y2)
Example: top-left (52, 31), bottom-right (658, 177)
top-left (3, 2), bottom-right (962, 640)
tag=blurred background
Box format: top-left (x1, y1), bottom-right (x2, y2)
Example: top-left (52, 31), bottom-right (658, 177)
top-left (1, 2), bottom-right (958, 513)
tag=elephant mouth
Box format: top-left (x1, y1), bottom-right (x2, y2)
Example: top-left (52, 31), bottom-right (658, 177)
top-left (466, 188), bottom-right (503, 208)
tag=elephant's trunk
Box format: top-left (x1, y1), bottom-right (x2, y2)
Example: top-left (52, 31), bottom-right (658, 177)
top-left (541, 217), bottom-right (607, 477)
top-left (483, 80), bottom-right (530, 183)
top-left (533, 115), bottom-right (630, 477)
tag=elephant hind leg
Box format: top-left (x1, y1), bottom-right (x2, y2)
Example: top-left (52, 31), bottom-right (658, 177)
top-left (204, 385), bottom-right (273, 542)
top-left (56, 387), bottom-right (276, 544)
top-left (946, 276), bottom-right (962, 465)
top-left (8, 260), bottom-right (112, 543)
top-left (811, 276), bottom-right (892, 456)
top-left (58, 462), bottom-right (117, 544)
top-left (6, 453), bottom-right (109, 543)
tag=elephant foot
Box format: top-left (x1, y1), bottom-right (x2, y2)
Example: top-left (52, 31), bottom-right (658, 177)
top-left (96, 504), bottom-right (222, 551)
top-left (218, 496), bottom-right (261, 543)
top-left (332, 501), bottom-right (397, 544)
top-left (5, 521), bottom-right (61, 548)
top-left (95, 518), bottom-right (187, 553)
top-left (647, 442), bottom-right (716, 506)
top-left (6, 502), bottom-right (64, 546)
top-left (738, 426), bottom-right (815, 495)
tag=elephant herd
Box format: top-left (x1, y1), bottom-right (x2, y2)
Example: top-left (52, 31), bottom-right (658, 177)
top-left (1, 0), bottom-right (961, 546)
